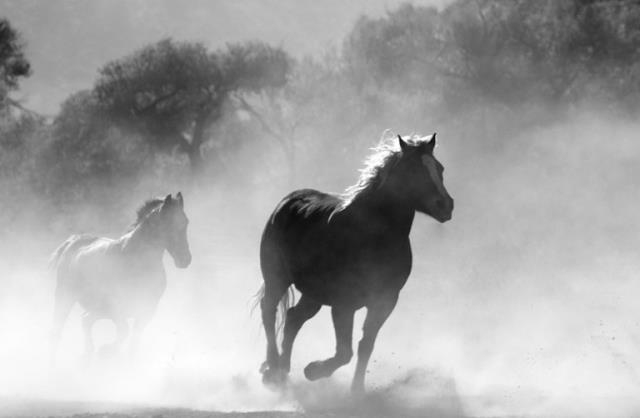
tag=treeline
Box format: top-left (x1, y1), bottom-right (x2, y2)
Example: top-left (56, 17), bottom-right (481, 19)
top-left (1, 0), bottom-right (639, 233)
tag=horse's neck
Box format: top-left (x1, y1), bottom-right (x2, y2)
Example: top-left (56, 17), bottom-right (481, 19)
top-left (121, 221), bottom-right (164, 260)
top-left (347, 185), bottom-right (415, 237)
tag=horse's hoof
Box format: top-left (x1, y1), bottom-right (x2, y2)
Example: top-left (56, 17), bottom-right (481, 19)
top-left (303, 361), bottom-right (327, 381)
top-left (259, 361), bottom-right (269, 374)
top-left (261, 366), bottom-right (287, 390)
top-left (350, 382), bottom-right (365, 397)
top-left (98, 344), bottom-right (119, 359)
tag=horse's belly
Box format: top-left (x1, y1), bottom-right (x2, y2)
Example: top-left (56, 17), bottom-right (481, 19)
top-left (294, 278), bottom-right (366, 308)
top-left (74, 269), bottom-right (166, 318)
top-left (293, 266), bottom-right (406, 308)
top-left (77, 285), bottom-right (164, 318)
top-left (290, 248), bottom-right (411, 307)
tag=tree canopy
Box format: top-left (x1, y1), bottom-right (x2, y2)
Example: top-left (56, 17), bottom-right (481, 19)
top-left (2, 2), bottom-right (640, 230)
top-left (94, 38), bottom-right (291, 172)
top-left (0, 18), bottom-right (31, 111)
top-left (343, 0), bottom-right (640, 111)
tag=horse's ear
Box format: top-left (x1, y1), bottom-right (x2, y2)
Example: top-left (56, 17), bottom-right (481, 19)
top-left (176, 192), bottom-right (184, 208)
top-left (398, 135), bottom-right (410, 153)
top-left (163, 194), bottom-right (172, 206)
top-left (422, 133), bottom-right (436, 154)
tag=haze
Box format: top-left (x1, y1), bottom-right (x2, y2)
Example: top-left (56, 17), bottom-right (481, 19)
top-left (1, 2), bottom-right (639, 418)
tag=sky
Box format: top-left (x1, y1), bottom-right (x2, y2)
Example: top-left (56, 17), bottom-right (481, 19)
top-left (1, 0), bottom-right (448, 115)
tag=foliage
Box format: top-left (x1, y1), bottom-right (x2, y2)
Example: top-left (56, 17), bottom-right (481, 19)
top-left (94, 38), bottom-right (291, 172)
top-left (343, 0), bottom-right (640, 112)
top-left (0, 17), bottom-right (31, 107)
top-left (37, 90), bottom-right (152, 211)
top-left (2, 3), bottom-right (640, 233)
top-left (0, 112), bottom-right (48, 228)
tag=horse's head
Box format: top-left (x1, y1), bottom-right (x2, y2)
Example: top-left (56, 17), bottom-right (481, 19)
top-left (395, 134), bottom-right (454, 222)
top-left (158, 192), bottom-right (192, 268)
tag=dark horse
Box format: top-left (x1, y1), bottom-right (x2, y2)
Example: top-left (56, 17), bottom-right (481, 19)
top-left (49, 193), bottom-right (191, 362)
top-left (259, 133), bottom-right (453, 393)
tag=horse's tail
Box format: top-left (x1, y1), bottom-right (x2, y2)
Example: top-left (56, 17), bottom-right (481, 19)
top-left (253, 283), bottom-right (296, 338)
top-left (49, 234), bottom-right (98, 271)
top-left (275, 285), bottom-right (296, 336)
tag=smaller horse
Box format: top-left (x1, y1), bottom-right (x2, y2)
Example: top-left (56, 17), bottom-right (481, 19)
top-left (49, 193), bottom-right (191, 363)
top-left (259, 133), bottom-right (453, 393)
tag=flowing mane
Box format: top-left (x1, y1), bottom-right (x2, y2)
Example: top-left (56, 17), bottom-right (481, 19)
top-left (337, 132), bottom-right (433, 211)
top-left (130, 197), bottom-right (164, 230)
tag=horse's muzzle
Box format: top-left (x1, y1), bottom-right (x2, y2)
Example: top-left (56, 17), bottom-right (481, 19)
top-left (174, 253), bottom-right (192, 268)
top-left (435, 211), bottom-right (452, 223)
top-left (430, 197), bottom-right (454, 223)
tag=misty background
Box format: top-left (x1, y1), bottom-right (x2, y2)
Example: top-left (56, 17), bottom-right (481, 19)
top-left (1, 1), bottom-right (640, 417)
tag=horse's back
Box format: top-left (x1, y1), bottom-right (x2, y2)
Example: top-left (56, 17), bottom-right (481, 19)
top-left (51, 234), bottom-right (102, 274)
top-left (266, 189), bottom-right (340, 229)
top-left (261, 189), bottom-right (340, 281)
top-left (56, 233), bottom-right (165, 317)
top-left (74, 236), bottom-right (118, 259)
top-left (262, 188), bottom-right (344, 253)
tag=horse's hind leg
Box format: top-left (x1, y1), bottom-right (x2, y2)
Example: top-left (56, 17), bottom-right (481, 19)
top-left (50, 283), bottom-right (74, 366)
top-left (260, 232), bottom-right (294, 386)
top-left (260, 282), bottom-right (287, 385)
top-left (279, 294), bottom-right (321, 372)
top-left (129, 312), bottom-right (153, 358)
top-left (82, 312), bottom-right (97, 363)
top-left (304, 306), bottom-right (355, 381)
top-left (115, 318), bottom-right (130, 350)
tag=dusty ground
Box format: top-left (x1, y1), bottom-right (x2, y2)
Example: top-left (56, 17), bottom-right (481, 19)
top-left (0, 397), bottom-right (471, 418)
top-left (1, 400), bottom-right (308, 418)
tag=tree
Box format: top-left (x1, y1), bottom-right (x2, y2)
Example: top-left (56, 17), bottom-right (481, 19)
top-left (0, 18), bottom-right (31, 111)
top-left (343, 4), bottom-right (443, 93)
top-left (230, 51), bottom-right (391, 187)
top-left (342, 0), bottom-right (640, 113)
top-left (94, 38), bottom-right (291, 173)
top-left (41, 90), bottom-right (149, 206)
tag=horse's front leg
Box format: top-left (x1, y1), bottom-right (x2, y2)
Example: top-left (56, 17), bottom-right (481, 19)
top-left (304, 306), bottom-right (355, 381)
top-left (50, 284), bottom-right (74, 367)
top-left (351, 295), bottom-right (397, 394)
top-left (96, 315), bottom-right (129, 359)
top-left (113, 317), bottom-right (130, 350)
top-left (129, 311), bottom-right (153, 358)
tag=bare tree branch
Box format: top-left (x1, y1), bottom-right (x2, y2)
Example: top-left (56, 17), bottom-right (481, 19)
top-left (4, 97), bottom-right (46, 119)
top-left (233, 94), bottom-right (290, 152)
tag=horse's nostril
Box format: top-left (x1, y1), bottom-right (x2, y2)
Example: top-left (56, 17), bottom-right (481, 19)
top-left (436, 199), bottom-right (446, 210)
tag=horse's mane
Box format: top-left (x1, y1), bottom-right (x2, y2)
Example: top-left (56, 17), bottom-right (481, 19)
top-left (129, 197), bottom-right (164, 230)
top-left (336, 132), bottom-right (431, 212)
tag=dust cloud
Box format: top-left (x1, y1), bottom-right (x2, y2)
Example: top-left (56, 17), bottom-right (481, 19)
top-left (0, 106), bottom-right (639, 418)
top-left (1, 1), bottom-right (640, 416)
